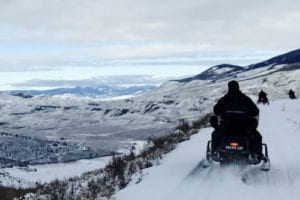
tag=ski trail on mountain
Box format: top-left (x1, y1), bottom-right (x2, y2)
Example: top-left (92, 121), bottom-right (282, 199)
top-left (116, 99), bottom-right (300, 200)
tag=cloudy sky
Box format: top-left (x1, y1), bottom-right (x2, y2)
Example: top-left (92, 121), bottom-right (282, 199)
top-left (0, 0), bottom-right (300, 90)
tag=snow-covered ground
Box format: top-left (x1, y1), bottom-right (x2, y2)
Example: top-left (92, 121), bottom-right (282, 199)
top-left (115, 98), bottom-right (300, 200)
top-left (0, 140), bottom-right (146, 188)
top-left (2, 156), bottom-right (111, 184)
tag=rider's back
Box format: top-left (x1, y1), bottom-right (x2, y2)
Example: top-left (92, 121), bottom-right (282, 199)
top-left (214, 91), bottom-right (259, 121)
top-left (213, 81), bottom-right (259, 137)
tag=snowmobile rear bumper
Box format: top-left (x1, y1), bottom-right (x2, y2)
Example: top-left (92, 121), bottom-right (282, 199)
top-left (204, 140), bottom-right (270, 171)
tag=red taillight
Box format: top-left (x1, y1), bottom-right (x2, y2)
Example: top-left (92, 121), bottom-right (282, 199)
top-left (230, 142), bottom-right (239, 147)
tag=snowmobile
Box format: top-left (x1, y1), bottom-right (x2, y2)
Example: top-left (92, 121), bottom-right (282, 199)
top-left (257, 97), bottom-right (269, 105)
top-left (289, 90), bottom-right (296, 100)
top-left (202, 124), bottom-right (270, 171)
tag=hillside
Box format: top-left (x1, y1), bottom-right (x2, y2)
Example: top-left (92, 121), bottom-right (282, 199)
top-left (116, 99), bottom-right (300, 200)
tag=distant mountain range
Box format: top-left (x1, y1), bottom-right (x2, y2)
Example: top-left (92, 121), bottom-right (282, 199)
top-left (5, 49), bottom-right (300, 99)
top-left (4, 85), bottom-right (157, 98)
top-left (178, 48), bottom-right (300, 82)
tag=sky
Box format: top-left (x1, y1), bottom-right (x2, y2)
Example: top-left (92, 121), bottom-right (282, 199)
top-left (0, 0), bottom-right (300, 90)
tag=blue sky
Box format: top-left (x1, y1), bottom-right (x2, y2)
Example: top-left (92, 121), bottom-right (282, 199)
top-left (0, 0), bottom-right (299, 90)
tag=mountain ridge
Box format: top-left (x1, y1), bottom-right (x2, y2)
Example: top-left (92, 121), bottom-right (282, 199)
top-left (177, 48), bottom-right (300, 83)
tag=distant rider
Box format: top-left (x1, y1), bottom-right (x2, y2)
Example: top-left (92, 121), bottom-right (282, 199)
top-left (210, 80), bottom-right (262, 161)
top-left (289, 89), bottom-right (296, 99)
top-left (257, 90), bottom-right (269, 104)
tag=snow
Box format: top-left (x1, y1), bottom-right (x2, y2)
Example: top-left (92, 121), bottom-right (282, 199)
top-left (117, 140), bottom-right (148, 155)
top-left (115, 99), bottom-right (300, 200)
top-left (1, 156), bottom-right (111, 187)
top-left (0, 139), bottom-right (149, 188)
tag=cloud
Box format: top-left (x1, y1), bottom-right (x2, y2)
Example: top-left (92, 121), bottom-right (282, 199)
top-left (0, 0), bottom-right (299, 71)
top-left (1, 0), bottom-right (299, 45)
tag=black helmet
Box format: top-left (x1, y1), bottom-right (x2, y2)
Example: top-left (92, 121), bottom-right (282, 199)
top-left (228, 80), bottom-right (239, 92)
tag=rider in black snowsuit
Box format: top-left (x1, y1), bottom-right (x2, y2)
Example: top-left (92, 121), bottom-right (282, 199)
top-left (289, 89), bottom-right (296, 99)
top-left (211, 80), bottom-right (262, 160)
top-left (258, 90), bottom-right (269, 104)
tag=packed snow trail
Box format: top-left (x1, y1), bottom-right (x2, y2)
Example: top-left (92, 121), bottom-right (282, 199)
top-left (115, 99), bottom-right (300, 200)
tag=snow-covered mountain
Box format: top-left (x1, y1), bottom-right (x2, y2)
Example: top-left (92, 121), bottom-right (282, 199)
top-left (178, 64), bottom-right (244, 82)
top-left (179, 48), bottom-right (300, 82)
top-left (0, 49), bottom-right (300, 173)
top-left (147, 48), bottom-right (300, 112)
top-left (112, 48), bottom-right (300, 128)
top-left (5, 85), bottom-right (156, 99)
top-left (248, 48), bottom-right (300, 69)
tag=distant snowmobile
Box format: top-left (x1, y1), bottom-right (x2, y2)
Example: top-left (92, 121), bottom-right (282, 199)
top-left (257, 97), bottom-right (269, 105)
top-left (202, 119), bottom-right (270, 171)
top-left (289, 89), bottom-right (297, 100)
top-left (257, 90), bottom-right (269, 105)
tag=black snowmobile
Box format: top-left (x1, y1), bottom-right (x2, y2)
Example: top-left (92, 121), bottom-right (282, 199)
top-left (289, 90), bottom-right (296, 100)
top-left (202, 120), bottom-right (270, 171)
top-left (257, 96), bottom-right (269, 105)
top-left (257, 90), bottom-right (269, 105)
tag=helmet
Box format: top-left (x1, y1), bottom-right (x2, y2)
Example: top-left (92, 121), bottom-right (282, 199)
top-left (228, 80), bottom-right (239, 92)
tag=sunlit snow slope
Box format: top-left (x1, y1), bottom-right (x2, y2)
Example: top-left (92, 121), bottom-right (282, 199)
top-left (116, 99), bottom-right (300, 200)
